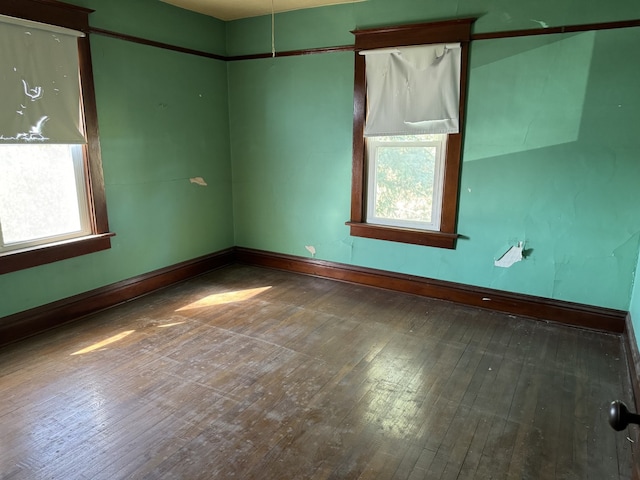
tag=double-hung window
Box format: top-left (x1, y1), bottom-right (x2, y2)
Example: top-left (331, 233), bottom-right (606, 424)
top-left (0, 0), bottom-right (112, 274)
top-left (347, 19), bottom-right (475, 249)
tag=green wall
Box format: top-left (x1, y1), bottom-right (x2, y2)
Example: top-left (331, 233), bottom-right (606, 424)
top-left (228, 0), bottom-right (640, 311)
top-left (2, 0), bottom-right (640, 340)
top-left (225, 0), bottom-right (640, 56)
top-left (72, 0), bottom-right (227, 55)
top-left (0, 0), bottom-right (233, 318)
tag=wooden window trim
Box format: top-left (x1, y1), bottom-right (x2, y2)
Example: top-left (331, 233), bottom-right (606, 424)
top-left (347, 18), bottom-right (476, 249)
top-left (0, 233), bottom-right (115, 275)
top-left (0, 0), bottom-right (113, 275)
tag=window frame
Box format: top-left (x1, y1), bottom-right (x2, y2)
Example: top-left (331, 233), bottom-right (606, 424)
top-left (366, 134), bottom-right (447, 231)
top-left (346, 18), bottom-right (475, 249)
top-left (0, 144), bottom-right (92, 251)
top-left (0, 0), bottom-right (113, 275)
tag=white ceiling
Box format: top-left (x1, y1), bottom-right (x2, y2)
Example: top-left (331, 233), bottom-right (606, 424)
top-left (160, 0), bottom-right (364, 21)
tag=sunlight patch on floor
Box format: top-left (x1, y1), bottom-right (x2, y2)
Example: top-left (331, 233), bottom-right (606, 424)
top-left (175, 286), bottom-right (272, 311)
top-left (157, 322), bottom-right (186, 328)
top-left (70, 330), bottom-right (135, 356)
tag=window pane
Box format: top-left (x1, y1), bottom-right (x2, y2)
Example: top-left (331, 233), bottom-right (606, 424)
top-left (374, 145), bottom-right (437, 223)
top-left (0, 144), bottom-right (88, 245)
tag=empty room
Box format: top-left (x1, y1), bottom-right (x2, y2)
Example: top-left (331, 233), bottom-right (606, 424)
top-left (1, 0), bottom-right (640, 478)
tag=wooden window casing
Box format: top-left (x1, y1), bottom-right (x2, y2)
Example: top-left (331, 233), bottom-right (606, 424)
top-left (0, 0), bottom-right (113, 275)
top-left (346, 18), bottom-right (476, 249)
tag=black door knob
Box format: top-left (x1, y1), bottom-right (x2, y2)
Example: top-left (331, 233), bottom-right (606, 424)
top-left (609, 400), bottom-right (640, 431)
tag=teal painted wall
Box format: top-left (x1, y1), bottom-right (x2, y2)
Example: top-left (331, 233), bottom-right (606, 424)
top-left (2, 0), bottom-right (640, 348)
top-left (0, 0), bottom-right (233, 318)
top-left (226, 0), bottom-right (640, 56)
top-left (228, 0), bottom-right (640, 311)
top-left (71, 0), bottom-right (227, 55)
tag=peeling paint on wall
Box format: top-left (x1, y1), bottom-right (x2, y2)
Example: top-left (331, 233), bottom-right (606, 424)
top-left (189, 177), bottom-right (208, 186)
top-left (495, 242), bottom-right (524, 268)
top-left (305, 245), bottom-right (316, 257)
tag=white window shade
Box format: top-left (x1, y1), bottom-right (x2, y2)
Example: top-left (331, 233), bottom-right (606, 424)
top-left (0, 15), bottom-right (86, 144)
top-left (362, 43), bottom-right (461, 137)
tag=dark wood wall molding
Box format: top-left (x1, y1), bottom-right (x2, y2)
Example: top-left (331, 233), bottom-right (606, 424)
top-left (88, 27), bottom-right (226, 60)
top-left (227, 45), bottom-right (354, 61)
top-left (87, 19), bottom-right (640, 62)
top-left (0, 248), bottom-right (234, 348)
top-left (471, 18), bottom-right (640, 41)
top-left (235, 247), bottom-right (627, 334)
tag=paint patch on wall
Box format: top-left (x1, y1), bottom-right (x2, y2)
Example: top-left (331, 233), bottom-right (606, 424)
top-left (189, 177), bottom-right (208, 186)
top-left (495, 242), bottom-right (524, 268)
top-left (305, 245), bottom-right (316, 257)
top-left (530, 19), bottom-right (549, 28)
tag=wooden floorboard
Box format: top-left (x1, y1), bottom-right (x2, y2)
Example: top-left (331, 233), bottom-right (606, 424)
top-left (0, 264), bottom-right (635, 479)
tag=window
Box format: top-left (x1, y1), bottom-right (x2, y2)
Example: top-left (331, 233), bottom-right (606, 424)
top-left (367, 134), bottom-right (447, 231)
top-left (0, 145), bottom-right (90, 250)
top-left (0, 0), bottom-right (112, 275)
top-left (347, 18), bottom-right (475, 249)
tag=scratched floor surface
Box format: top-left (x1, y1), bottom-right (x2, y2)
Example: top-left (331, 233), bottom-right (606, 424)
top-left (0, 264), bottom-right (635, 479)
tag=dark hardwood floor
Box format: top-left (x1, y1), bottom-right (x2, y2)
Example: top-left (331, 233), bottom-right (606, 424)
top-left (0, 265), bottom-right (635, 479)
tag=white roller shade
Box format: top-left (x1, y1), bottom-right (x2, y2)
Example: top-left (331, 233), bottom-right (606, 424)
top-left (362, 43), bottom-right (461, 137)
top-left (0, 14), bottom-right (86, 144)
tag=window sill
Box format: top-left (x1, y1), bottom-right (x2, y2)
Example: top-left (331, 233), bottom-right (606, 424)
top-left (0, 232), bottom-right (115, 275)
top-left (346, 222), bottom-right (458, 249)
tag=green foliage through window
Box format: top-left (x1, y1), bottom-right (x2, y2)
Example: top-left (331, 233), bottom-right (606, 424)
top-left (374, 145), bottom-right (436, 222)
top-left (366, 134), bottom-right (446, 230)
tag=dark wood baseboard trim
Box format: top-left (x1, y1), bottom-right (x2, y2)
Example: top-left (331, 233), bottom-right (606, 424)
top-left (0, 248), bottom-right (235, 348)
top-left (624, 315), bottom-right (640, 480)
top-left (625, 314), bottom-right (640, 409)
top-left (235, 247), bottom-right (627, 334)
top-left (1, 245), bottom-right (629, 347)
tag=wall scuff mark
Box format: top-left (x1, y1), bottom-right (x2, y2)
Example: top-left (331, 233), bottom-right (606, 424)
top-left (305, 245), bottom-right (316, 257)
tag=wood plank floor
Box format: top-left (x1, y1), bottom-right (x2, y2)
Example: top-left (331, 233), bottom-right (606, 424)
top-left (0, 264), bottom-right (635, 479)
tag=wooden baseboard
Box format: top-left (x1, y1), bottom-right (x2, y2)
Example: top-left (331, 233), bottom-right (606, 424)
top-left (625, 314), bottom-right (640, 480)
top-left (235, 247), bottom-right (627, 334)
top-left (0, 248), bottom-right (235, 348)
top-left (1, 246), bottom-right (629, 348)
top-left (625, 315), bottom-right (640, 410)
